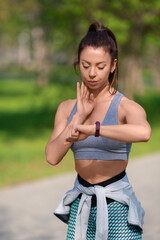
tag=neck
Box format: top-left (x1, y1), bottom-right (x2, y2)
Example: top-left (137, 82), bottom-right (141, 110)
top-left (90, 84), bottom-right (115, 103)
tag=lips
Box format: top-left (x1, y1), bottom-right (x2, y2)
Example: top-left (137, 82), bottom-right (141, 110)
top-left (88, 81), bottom-right (97, 85)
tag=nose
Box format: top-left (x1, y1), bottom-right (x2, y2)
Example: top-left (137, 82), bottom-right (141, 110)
top-left (89, 67), bottom-right (97, 78)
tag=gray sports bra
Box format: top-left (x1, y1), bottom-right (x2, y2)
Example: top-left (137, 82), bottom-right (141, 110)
top-left (67, 91), bottom-right (132, 160)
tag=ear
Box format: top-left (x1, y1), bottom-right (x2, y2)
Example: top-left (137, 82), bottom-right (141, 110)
top-left (110, 59), bottom-right (117, 73)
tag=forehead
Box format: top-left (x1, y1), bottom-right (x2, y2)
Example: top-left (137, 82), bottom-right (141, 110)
top-left (80, 46), bottom-right (111, 63)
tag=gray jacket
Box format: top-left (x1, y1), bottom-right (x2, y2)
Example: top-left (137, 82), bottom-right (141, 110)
top-left (54, 173), bottom-right (144, 240)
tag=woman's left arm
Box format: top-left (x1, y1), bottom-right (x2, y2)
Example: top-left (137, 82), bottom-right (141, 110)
top-left (68, 99), bottom-right (152, 143)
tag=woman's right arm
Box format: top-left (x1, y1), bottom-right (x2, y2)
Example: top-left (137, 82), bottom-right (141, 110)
top-left (45, 81), bottom-right (95, 165)
top-left (45, 100), bottom-right (85, 165)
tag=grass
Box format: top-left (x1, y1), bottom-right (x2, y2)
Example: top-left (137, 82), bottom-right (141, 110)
top-left (0, 79), bottom-right (77, 187)
top-left (0, 76), bottom-right (159, 188)
top-left (130, 126), bottom-right (160, 158)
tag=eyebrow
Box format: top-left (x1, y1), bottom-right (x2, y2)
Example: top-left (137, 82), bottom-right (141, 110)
top-left (81, 59), bottom-right (106, 64)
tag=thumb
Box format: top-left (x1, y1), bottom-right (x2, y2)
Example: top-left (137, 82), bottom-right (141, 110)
top-left (64, 141), bottom-right (71, 146)
top-left (89, 93), bottom-right (95, 102)
top-left (74, 129), bottom-right (79, 136)
top-left (74, 126), bottom-right (79, 132)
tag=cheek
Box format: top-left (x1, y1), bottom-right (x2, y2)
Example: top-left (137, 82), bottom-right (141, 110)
top-left (100, 69), bottom-right (110, 79)
top-left (79, 67), bottom-right (87, 78)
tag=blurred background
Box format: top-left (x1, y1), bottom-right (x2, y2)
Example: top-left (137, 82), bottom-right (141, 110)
top-left (0, 0), bottom-right (160, 188)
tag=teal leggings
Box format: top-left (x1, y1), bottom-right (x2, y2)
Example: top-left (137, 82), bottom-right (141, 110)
top-left (67, 198), bottom-right (142, 240)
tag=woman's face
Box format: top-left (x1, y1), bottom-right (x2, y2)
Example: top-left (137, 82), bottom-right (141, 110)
top-left (79, 46), bottom-right (116, 90)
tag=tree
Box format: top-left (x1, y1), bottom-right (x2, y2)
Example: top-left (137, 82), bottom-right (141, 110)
top-left (0, 0), bottom-right (159, 94)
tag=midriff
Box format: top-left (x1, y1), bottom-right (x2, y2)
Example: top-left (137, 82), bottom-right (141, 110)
top-left (75, 159), bottom-right (128, 184)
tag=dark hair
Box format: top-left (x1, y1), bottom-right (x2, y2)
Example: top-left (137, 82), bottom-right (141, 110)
top-left (73, 21), bottom-right (118, 94)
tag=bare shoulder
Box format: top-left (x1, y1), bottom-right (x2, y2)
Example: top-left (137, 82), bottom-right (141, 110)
top-left (118, 95), bottom-right (147, 124)
top-left (120, 95), bottom-right (146, 115)
top-left (56, 98), bottom-right (77, 120)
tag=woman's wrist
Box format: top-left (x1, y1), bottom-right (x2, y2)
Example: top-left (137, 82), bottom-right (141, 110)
top-left (89, 124), bottom-right (99, 136)
top-left (72, 113), bottom-right (86, 124)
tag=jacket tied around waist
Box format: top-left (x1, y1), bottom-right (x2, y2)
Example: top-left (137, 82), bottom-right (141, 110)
top-left (54, 173), bottom-right (145, 240)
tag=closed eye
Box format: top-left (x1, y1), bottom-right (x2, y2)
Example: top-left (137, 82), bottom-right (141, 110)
top-left (83, 66), bottom-right (89, 69)
top-left (83, 66), bottom-right (105, 70)
top-left (98, 67), bottom-right (104, 70)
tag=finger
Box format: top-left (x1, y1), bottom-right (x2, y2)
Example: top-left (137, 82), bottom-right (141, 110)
top-left (89, 93), bottom-right (95, 102)
top-left (74, 130), bottom-right (79, 136)
top-left (85, 85), bottom-right (90, 99)
top-left (82, 84), bottom-right (88, 100)
top-left (74, 125), bottom-right (80, 133)
top-left (71, 128), bottom-right (79, 137)
top-left (77, 82), bottom-right (80, 102)
top-left (86, 89), bottom-right (89, 99)
top-left (66, 136), bottom-right (78, 142)
top-left (80, 81), bottom-right (84, 97)
top-left (83, 84), bottom-right (88, 97)
top-left (84, 83), bottom-right (89, 98)
top-left (64, 141), bottom-right (71, 145)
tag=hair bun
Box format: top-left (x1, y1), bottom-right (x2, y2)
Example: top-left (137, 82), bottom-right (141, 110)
top-left (88, 21), bottom-right (106, 33)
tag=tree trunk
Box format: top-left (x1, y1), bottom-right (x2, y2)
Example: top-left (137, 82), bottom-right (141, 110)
top-left (31, 27), bottom-right (51, 86)
top-left (121, 55), bottom-right (144, 99)
top-left (152, 67), bottom-right (160, 88)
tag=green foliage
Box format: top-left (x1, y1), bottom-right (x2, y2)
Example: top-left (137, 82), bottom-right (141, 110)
top-left (134, 88), bottom-right (160, 127)
top-left (48, 64), bottom-right (80, 85)
top-left (0, 136), bottom-right (74, 187)
top-left (0, 79), bottom-right (77, 140)
top-left (0, 0), bottom-right (159, 55)
top-left (130, 126), bottom-right (160, 159)
top-left (0, 78), bottom-right (76, 187)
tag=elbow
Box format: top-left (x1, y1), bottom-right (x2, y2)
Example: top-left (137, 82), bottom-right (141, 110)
top-left (143, 126), bottom-right (152, 142)
top-left (46, 156), bottom-right (60, 166)
top-left (46, 156), bottom-right (59, 166)
top-left (45, 147), bottom-right (59, 166)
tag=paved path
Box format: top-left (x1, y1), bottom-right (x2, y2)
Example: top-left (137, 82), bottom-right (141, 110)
top-left (0, 152), bottom-right (160, 240)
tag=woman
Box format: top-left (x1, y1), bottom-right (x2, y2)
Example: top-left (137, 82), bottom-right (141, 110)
top-left (45, 21), bottom-right (151, 240)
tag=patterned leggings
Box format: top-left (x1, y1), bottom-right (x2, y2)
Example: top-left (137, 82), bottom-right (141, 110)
top-left (67, 198), bottom-right (142, 240)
